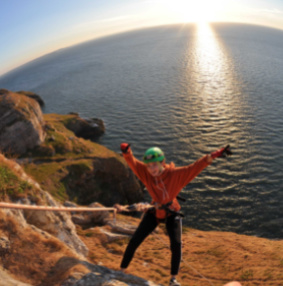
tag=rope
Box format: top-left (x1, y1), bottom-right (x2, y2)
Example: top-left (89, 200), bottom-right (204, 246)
top-left (0, 202), bottom-right (117, 222)
top-left (0, 202), bottom-right (213, 284)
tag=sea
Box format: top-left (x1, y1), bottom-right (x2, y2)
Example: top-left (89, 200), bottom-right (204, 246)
top-left (0, 23), bottom-right (282, 239)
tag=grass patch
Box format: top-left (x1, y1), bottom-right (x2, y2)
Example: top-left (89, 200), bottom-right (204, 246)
top-left (206, 247), bottom-right (224, 258)
top-left (241, 269), bottom-right (254, 281)
top-left (0, 166), bottom-right (34, 199)
top-left (85, 232), bottom-right (93, 237)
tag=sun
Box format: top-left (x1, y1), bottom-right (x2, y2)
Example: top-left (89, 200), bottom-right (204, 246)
top-left (162, 0), bottom-right (225, 24)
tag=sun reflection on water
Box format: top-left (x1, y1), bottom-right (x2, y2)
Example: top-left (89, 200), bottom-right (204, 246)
top-left (174, 22), bottom-right (248, 157)
top-left (192, 22), bottom-right (237, 101)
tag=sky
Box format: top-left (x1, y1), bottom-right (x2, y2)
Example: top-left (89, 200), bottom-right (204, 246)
top-left (0, 0), bottom-right (283, 76)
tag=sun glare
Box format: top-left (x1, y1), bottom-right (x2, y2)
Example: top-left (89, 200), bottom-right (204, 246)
top-left (163, 0), bottom-right (225, 24)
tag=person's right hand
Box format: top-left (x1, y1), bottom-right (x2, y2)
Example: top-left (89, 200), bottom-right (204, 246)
top-left (114, 204), bottom-right (128, 212)
top-left (136, 203), bottom-right (152, 212)
top-left (120, 143), bottom-right (131, 154)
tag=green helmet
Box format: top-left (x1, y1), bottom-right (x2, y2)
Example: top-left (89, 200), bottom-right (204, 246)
top-left (143, 147), bottom-right (165, 163)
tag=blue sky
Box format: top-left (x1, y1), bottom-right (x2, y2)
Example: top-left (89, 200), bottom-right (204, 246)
top-left (1, 0), bottom-right (283, 76)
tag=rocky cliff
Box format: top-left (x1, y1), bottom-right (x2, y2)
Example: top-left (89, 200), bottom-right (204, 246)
top-left (0, 89), bottom-right (45, 155)
top-left (0, 90), bottom-right (144, 207)
top-left (0, 89), bottom-right (282, 286)
top-left (0, 150), bottom-right (160, 286)
top-left (0, 89), bottom-right (152, 285)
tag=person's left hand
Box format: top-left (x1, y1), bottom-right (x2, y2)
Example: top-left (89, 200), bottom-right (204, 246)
top-left (211, 145), bottom-right (232, 159)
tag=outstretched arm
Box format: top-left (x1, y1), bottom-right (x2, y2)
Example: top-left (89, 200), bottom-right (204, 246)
top-left (120, 143), bottom-right (148, 181)
top-left (171, 145), bottom-right (232, 194)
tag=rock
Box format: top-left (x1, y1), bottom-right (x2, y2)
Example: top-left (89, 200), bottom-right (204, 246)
top-left (68, 263), bottom-right (162, 286)
top-left (22, 192), bottom-right (89, 257)
top-left (0, 269), bottom-right (32, 286)
top-left (0, 89), bottom-right (45, 155)
top-left (107, 221), bottom-right (139, 235)
top-left (0, 236), bottom-right (11, 259)
top-left (0, 154), bottom-right (88, 257)
top-left (64, 157), bottom-right (143, 206)
top-left (64, 113), bottom-right (105, 141)
top-left (67, 202), bottom-right (110, 226)
top-left (71, 214), bottom-right (92, 226)
top-left (3, 208), bottom-right (28, 229)
top-left (98, 227), bottom-right (130, 242)
top-left (17, 90), bottom-right (45, 107)
top-left (87, 202), bottom-right (110, 224)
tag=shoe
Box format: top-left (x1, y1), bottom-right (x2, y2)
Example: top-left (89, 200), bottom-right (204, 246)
top-left (169, 278), bottom-right (181, 286)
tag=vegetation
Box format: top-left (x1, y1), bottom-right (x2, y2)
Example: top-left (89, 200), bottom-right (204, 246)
top-left (0, 210), bottom-right (88, 286)
top-left (0, 109), bottom-right (282, 285)
top-left (77, 213), bottom-right (283, 286)
top-left (0, 155), bottom-right (39, 202)
top-left (21, 113), bottom-right (127, 204)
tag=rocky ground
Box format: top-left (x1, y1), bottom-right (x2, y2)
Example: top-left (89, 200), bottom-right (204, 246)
top-left (0, 89), bottom-right (282, 286)
top-left (77, 214), bottom-right (283, 286)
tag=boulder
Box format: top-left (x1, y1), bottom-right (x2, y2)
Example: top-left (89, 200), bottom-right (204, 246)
top-left (64, 201), bottom-right (110, 226)
top-left (22, 191), bottom-right (89, 257)
top-left (0, 236), bottom-right (11, 259)
top-left (64, 113), bottom-right (105, 141)
top-left (64, 157), bottom-right (144, 206)
top-left (98, 227), bottom-right (130, 243)
top-left (0, 269), bottom-right (32, 286)
top-left (66, 263), bottom-right (161, 286)
top-left (0, 154), bottom-right (88, 257)
top-left (0, 89), bottom-right (45, 155)
top-left (17, 90), bottom-right (45, 107)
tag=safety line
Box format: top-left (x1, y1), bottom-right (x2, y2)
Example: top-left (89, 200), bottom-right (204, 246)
top-left (0, 202), bottom-right (115, 212)
top-left (0, 202), bottom-right (117, 221)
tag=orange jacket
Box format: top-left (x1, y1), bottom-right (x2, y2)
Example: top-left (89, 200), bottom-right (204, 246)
top-left (123, 151), bottom-right (211, 219)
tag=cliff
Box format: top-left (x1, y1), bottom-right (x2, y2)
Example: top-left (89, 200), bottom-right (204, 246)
top-left (0, 90), bottom-right (143, 207)
top-left (0, 89), bottom-right (45, 155)
top-left (0, 90), bottom-right (282, 286)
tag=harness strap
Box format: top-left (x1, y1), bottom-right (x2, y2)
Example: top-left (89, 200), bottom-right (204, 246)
top-left (154, 201), bottom-right (184, 218)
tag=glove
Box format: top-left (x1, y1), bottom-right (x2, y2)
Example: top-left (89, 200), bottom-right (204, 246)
top-left (211, 145), bottom-right (232, 159)
top-left (120, 143), bottom-right (131, 154)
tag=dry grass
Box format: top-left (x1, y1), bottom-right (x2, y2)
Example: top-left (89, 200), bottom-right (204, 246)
top-left (0, 154), bottom-right (40, 201)
top-left (0, 210), bottom-right (90, 286)
top-left (78, 214), bottom-right (283, 286)
top-left (0, 204), bottom-right (281, 286)
top-left (21, 113), bottom-right (126, 203)
top-left (1, 108), bottom-right (282, 285)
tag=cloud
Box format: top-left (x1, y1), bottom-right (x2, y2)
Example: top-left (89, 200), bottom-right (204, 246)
top-left (99, 15), bottom-right (134, 23)
top-left (72, 15), bottom-right (135, 31)
top-left (257, 8), bottom-right (283, 15)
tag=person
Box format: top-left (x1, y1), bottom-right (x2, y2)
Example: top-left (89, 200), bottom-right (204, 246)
top-left (115, 143), bottom-right (232, 286)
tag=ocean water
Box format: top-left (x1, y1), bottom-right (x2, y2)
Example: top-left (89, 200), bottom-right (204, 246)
top-left (0, 23), bottom-right (282, 239)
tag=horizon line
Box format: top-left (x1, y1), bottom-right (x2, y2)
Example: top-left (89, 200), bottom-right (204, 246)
top-left (1, 21), bottom-right (283, 78)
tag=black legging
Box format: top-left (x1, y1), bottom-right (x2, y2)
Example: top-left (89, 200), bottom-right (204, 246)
top-left (121, 211), bottom-right (182, 275)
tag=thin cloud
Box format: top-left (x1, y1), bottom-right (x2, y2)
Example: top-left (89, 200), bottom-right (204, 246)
top-left (257, 8), bottom-right (283, 15)
top-left (73, 15), bottom-right (135, 31)
top-left (100, 15), bottom-right (134, 23)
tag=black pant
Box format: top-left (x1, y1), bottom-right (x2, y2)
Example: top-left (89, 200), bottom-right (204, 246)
top-left (120, 211), bottom-right (182, 275)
